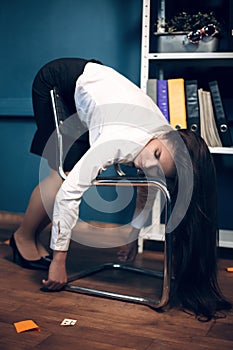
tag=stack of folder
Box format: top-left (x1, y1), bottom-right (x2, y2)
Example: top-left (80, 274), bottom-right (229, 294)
top-left (146, 78), bottom-right (232, 147)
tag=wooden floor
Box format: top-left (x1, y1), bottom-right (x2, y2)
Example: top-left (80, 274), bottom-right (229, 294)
top-left (0, 218), bottom-right (233, 350)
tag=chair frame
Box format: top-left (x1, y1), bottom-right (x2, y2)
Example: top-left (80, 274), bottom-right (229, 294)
top-left (50, 88), bottom-right (173, 309)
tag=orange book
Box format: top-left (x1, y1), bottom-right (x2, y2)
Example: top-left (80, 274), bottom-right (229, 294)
top-left (168, 78), bottom-right (187, 129)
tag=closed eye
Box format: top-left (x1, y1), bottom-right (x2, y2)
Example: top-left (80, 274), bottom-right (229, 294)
top-left (154, 150), bottom-right (161, 159)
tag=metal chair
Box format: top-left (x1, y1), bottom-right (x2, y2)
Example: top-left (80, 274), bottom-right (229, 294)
top-left (50, 87), bottom-right (173, 309)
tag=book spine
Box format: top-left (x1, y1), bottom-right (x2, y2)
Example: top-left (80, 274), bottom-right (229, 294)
top-left (185, 80), bottom-right (200, 134)
top-left (198, 88), bottom-right (205, 140)
top-left (209, 81), bottom-right (232, 146)
top-left (147, 79), bottom-right (157, 105)
top-left (205, 90), bottom-right (222, 147)
top-left (168, 78), bottom-right (187, 129)
top-left (157, 80), bottom-right (169, 121)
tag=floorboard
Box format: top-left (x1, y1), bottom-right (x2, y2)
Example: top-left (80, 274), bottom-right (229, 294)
top-left (0, 219), bottom-right (233, 350)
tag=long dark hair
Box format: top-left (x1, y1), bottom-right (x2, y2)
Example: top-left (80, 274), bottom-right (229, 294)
top-left (169, 129), bottom-right (231, 321)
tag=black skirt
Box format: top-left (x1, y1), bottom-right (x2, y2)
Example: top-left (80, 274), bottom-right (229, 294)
top-left (30, 57), bottom-right (100, 171)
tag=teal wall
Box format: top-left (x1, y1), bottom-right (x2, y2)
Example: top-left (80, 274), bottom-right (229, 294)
top-left (0, 118), bottom-right (40, 212)
top-left (0, 0), bottom-right (142, 215)
top-left (0, 0), bottom-right (232, 230)
top-left (0, 0), bottom-right (142, 115)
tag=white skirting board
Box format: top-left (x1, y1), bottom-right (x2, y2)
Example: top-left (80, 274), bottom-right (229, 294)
top-left (219, 229), bottom-right (233, 248)
top-left (138, 226), bottom-right (233, 253)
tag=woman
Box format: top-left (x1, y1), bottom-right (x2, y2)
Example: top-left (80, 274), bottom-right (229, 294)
top-left (11, 57), bottom-right (173, 266)
top-left (11, 58), bottom-right (231, 320)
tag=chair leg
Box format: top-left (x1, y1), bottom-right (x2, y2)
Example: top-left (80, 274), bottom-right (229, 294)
top-left (64, 179), bottom-right (172, 309)
top-left (65, 263), bottom-right (164, 306)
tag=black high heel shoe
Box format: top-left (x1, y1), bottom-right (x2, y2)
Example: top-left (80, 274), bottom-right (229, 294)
top-left (10, 235), bottom-right (51, 270)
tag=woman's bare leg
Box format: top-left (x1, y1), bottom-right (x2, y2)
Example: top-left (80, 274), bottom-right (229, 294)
top-left (13, 169), bottom-right (62, 260)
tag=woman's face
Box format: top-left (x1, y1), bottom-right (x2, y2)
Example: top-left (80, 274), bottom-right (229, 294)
top-left (134, 138), bottom-right (176, 179)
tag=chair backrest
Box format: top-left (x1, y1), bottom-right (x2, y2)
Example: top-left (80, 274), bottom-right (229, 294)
top-left (50, 87), bottom-right (68, 179)
top-left (50, 87), bottom-right (70, 124)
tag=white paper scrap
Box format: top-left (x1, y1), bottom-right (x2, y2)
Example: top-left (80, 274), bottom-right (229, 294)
top-left (60, 318), bottom-right (77, 326)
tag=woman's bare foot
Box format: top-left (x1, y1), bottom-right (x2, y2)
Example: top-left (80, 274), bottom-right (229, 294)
top-left (117, 240), bottom-right (138, 262)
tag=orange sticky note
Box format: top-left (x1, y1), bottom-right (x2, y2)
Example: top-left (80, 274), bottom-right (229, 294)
top-left (0, 239), bottom-right (10, 245)
top-left (226, 267), bottom-right (233, 273)
top-left (13, 320), bottom-right (40, 333)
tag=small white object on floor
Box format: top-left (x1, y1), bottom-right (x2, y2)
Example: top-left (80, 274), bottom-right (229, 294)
top-left (60, 318), bottom-right (77, 326)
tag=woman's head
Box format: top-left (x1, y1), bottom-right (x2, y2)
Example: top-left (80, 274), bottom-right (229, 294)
top-left (135, 129), bottom-right (216, 227)
top-left (157, 128), bottom-right (217, 213)
top-left (134, 136), bottom-right (176, 179)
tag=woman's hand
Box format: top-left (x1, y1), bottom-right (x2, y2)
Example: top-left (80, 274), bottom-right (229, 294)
top-left (42, 251), bottom-right (67, 291)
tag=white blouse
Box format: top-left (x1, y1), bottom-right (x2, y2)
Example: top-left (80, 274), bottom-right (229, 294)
top-left (50, 62), bottom-right (172, 251)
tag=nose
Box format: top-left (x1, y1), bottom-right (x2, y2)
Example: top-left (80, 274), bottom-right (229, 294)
top-left (142, 156), bottom-right (159, 169)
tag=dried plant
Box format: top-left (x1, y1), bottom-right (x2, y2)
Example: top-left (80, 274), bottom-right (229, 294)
top-left (157, 11), bottom-right (222, 34)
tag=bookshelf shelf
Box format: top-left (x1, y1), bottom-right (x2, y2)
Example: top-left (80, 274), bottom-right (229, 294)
top-left (148, 52), bottom-right (233, 60)
top-left (209, 147), bottom-right (233, 155)
top-left (141, 52), bottom-right (233, 90)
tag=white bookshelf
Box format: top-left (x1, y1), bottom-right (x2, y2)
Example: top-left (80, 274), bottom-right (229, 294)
top-left (139, 0), bottom-right (233, 251)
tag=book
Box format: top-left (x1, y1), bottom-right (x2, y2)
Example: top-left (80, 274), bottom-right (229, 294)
top-left (198, 88), bottom-right (222, 147)
top-left (157, 80), bottom-right (169, 121)
top-left (147, 79), bottom-right (157, 104)
top-left (208, 81), bottom-right (232, 146)
top-left (185, 80), bottom-right (200, 134)
top-left (167, 78), bottom-right (187, 129)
